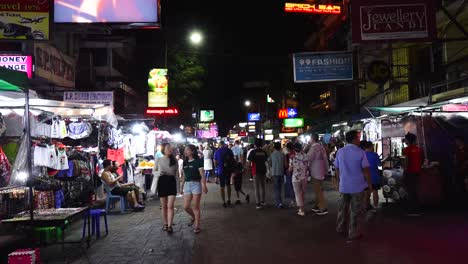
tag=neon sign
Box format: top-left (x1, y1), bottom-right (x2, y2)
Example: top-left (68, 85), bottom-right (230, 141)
top-left (285, 3), bottom-right (341, 14)
top-left (0, 55), bottom-right (33, 78)
top-left (278, 108), bottom-right (298, 119)
top-left (146, 108), bottom-right (179, 115)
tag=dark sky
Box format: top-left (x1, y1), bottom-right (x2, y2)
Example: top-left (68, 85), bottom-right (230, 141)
top-left (135, 0), bottom-right (316, 133)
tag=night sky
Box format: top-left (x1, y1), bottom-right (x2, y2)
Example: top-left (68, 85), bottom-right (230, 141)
top-left (134, 0), bottom-right (317, 133)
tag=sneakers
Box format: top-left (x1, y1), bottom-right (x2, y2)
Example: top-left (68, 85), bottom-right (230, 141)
top-left (227, 200), bottom-right (232, 207)
top-left (256, 204), bottom-right (262, 210)
top-left (276, 203), bottom-right (284, 209)
top-left (315, 209), bottom-right (329, 216)
top-left (297, 210), bottom-right (305, 216)
top-left (311, 206), bottom-right (320, 213)
top-left (245, 194), bottom-right (250, 204)
top-left (222, 203), bottom-right (227, 208)
top-left (260, 201), bottom-right (266, 207)
top-left (235, 200), bottom-right (241, 205)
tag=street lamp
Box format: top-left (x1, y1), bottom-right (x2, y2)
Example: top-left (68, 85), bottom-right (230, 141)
top-left (244, 100), bottom-right (251, 107)
top-left (189, 31), bottom-right (203, 45)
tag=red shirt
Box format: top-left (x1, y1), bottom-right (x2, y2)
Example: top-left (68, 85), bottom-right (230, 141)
top-left (403, 145), bottom-right (422, 174)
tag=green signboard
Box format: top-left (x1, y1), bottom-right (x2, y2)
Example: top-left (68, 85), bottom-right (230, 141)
top-left (283, 118), bottom-right (304, 128)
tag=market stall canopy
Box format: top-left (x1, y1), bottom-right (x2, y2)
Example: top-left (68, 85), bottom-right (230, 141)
top-left (0, 67), bottom-right (29, 92)
top-left (367, 106), bottom-right (420, 114)
top-left (0, 98), bottom-right (118, 127)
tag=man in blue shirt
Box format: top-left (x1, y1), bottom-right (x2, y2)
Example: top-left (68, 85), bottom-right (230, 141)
top-left (214, 141), bottom-right (234, 208)
top-left (334, 130), bottom-right (372, 242)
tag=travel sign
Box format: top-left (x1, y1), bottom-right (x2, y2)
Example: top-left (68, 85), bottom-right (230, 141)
top-left (283, 118), bottom-right (304, 128)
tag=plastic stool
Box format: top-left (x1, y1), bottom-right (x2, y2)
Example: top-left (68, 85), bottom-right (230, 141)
top-left (105, 188), bottom-right (128, 213)
top-left (82, 209), bottom-right (108, 239)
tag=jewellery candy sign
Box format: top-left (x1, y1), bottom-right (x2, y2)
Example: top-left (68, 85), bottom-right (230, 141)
top-left (351, 0), bottom-right (436, 43)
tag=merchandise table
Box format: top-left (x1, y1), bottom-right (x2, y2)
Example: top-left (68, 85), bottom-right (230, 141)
top-left (2, 207), bottom-right (92, 248)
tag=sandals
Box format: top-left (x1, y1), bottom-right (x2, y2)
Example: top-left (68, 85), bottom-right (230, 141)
top-left (167, 226), bottom-right (174, 234)
top-left (162, 224), bottom-right (168, 231)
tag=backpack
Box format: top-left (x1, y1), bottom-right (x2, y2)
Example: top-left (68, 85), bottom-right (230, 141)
top-left (223, 150), bottom-right (236, 171)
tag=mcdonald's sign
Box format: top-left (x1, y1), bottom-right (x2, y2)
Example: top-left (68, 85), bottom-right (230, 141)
top-left (278, 109), bottom-right (288, 119)
top-left (278, 108), bottom-right (298, 119)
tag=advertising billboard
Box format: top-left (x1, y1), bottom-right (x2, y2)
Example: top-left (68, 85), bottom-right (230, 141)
top-left (285, 3), bottom-right (341, 14)
top-left (351, 0), bottom-right (436, 43)
top-left (35, 42), bottom-right (75, 88)
top-left (248, 113), bottom-right (261, 122)
top-left (0, 55), bottom-right (33, 78)
top-left (148, 68), bottom-right (168, 107)
top-left (200, 110), bottom-right (214, 122)
top-left (283, 118), bottom-right (304, 128)
top-left (54, 0), bottom-right (159, 23)
top-left (64, 92), bottom-right (113, 105)
top-left (0, 0), bottom-right (50, 40)
top-left (293, 51), bottom-right (353, 83)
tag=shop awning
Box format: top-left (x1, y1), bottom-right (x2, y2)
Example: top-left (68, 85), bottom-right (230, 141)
top-left (0, 67), bottom-right (29, 92)
top-left (367, 106), bottom-right (420, 114)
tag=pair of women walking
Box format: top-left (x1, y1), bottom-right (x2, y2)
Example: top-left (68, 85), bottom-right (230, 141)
top-left (155, 144), bottom-right (208, 234)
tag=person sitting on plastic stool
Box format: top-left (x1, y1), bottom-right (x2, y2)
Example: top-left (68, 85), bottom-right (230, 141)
top-left (101, 159), bottom-right (145, 211)
top-left (111, 161), bottom-right (144, 205)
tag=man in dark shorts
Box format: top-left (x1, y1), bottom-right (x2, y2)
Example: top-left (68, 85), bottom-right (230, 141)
top-left (214, 141), bottom-right (235, 208)
top-left (101, 159), bottom-right (144, 210)
top-left (363, 141), bottom-right (381, 211)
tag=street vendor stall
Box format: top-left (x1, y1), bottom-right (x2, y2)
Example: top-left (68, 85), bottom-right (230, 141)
top-left (0, 69), bottom-right (118, 248)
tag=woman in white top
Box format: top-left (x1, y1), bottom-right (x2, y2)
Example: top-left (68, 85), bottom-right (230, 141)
top-left (155, 143), bottom-right (179, 233)
top-left (203, 145), bottom-right (214, 182)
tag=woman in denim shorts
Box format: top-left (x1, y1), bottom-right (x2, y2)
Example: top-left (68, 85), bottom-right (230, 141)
top-left (181, 145), bottom-right (208, 234)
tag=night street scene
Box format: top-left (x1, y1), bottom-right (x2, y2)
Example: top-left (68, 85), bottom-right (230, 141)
top-left (1, 0), bottom-right (468, 263)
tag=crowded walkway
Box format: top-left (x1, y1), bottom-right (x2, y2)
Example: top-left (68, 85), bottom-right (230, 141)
top-left (39, 179), bottom-right (468, 264)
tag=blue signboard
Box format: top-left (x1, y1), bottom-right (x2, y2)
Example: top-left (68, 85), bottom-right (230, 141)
top-left (293, 51), bottom-right (353, 83)
top-left (287, 108), bottom-right (298, 118)
top-left (248, 113), bottom-right (261, 122)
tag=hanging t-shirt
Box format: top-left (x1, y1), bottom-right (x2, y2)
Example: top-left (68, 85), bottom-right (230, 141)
top-left (0, 113), bottom-right (6, 136)
top-left (134, 134), bottom-right (146, 155)
top-left (46, 145), bottom-right (58, 169)
top-left (146, 133), bottom-right (156, 156)
top-left (51, 119), bottom-right (61, 139)
top-left (68, 122), bottom-right (92, 139)
top-left (56, 148), bottom-right (69, 170)
top-left (107, 148), bottom-right (125, 174)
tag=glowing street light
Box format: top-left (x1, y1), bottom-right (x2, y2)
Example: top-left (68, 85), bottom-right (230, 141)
top-left (244, 100), bottom-right (251, 107)
top-left (189, 31), bottom-right (203, 45)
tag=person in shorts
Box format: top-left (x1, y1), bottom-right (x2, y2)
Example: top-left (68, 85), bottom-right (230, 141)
top-left (363, 141), bottom-right (381, 211)
top-left (181, 144), bottom-right (208, 234)
top-left (231, 161), bottom-right (250, 205)
top-left (214, 141), bottom-right (235, 208)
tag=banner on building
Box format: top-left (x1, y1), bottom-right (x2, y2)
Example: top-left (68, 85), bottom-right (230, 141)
top-left (0, 0), bottom-right (50, 40)
top-left (35, 42), bottom-right (75, 88)
top-left (293, 51), bottom-right (353, 83)
top-left (351, 0), bottom-right (436, 43)
top-left (148, 68), bottom-right (168, 107)
top-left (64, 92), bottom-right (114, 106)
top-left (0, 55), bottom-right (33, 78)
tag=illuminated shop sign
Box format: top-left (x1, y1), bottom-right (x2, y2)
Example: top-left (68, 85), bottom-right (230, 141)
top-left (148, 68), bottom-right (168, 107)
top-left (284, 118), bottom-right (304, 128)
top-left (278, 108), bottom-right (298, 119)
top-left (146, 107), bottom-right (179, 115)
top-left (285, 3), bottom-right (341, 14)
top-left (0, 55), bottom-right (33, 78)
top-left (248, 113), bottom-right (261, 122)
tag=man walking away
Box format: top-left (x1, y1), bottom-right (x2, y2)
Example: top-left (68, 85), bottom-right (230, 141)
top-left (214, 141), bottom-right (235, 208)
top-left (248, 139), bottom-right (268, 210)
top-left (335, 130), bottom-right (372, 242)
top-left (268, 142), bottom-right (285, 208)
top-left (232, 140), bottom-right (243, 162)
top-left (307, 134), bottom-right (330, 216)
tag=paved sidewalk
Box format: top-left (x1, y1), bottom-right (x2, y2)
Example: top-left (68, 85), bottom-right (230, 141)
top-left (38, 178), bottom-right (468, 264)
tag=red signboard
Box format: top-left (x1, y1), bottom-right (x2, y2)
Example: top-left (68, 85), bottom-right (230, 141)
top-left (278, 109), bottom-right (288, 119)
top-left (285, 3), bottom-right (341, 14)
top-left (351, 0), bottom-right (436, 43)
top-left (442, 104), bottom-right (468, 112)
top-left (239, 131), bottom-right (247, 137)
top-left (146, 108), bottom-right (179, 115)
